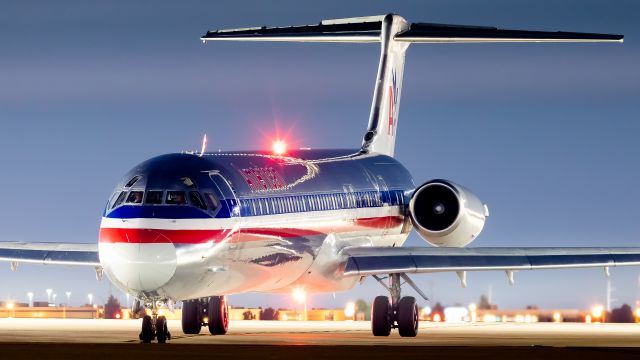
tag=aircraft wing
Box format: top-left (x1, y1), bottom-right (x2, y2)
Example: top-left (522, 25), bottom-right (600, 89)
top-left (0, 242), bottom-right (99, 266)
top-left (343, 247), bottom-right (640, 276)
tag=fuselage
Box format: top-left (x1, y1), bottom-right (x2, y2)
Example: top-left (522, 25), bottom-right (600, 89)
top-left (98, 149), bottom-right (414, 301)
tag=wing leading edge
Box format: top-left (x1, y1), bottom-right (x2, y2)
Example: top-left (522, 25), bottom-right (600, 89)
top-left (0, 242), bottom-right (99, 266)
top-left (343, 247), bottom-right (640, 276)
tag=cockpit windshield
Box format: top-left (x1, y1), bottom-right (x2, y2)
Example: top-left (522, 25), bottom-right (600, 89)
top-left (111, 192), bottom-right (127, 209)
top-left (145, 191), bottom-right (163, 204)
top-left (125, 191), bottom-right (144, 204)
top-left (166, 191), bottom-right (187, 205)
top-left (189, 191), bottom-right (207, 210)
top-left (108, 176), bottom-right (222, 214)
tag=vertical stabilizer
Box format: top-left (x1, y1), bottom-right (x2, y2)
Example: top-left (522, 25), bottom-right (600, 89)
top-left (361, 14), bottom-right (409, 157)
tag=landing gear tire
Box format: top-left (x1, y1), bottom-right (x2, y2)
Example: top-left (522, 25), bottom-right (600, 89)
top-left (371, 295), bottom-right (391, 337)
top-left (182, 299), bottom-right (202, 334)
top-left (139, 315), bottom-right (154, 343)
top-left (397, 296), bottom-right (419, 337)
top-left (156, 316), bottom-right (171, 343)
top-left (208, 296), bottom-right (229, 335)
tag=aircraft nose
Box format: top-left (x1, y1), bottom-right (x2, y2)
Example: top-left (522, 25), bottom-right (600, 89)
top-left (98, 228), bottom-right (178, 293)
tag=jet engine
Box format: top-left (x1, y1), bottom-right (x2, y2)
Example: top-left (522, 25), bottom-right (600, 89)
top-left (408, 180), bottom-right (488, 247)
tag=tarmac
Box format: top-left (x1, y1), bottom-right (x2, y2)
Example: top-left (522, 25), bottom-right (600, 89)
top-left (0, 319), bottom-right (639, 359)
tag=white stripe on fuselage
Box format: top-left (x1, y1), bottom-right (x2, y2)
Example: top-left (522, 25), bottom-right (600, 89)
top-left (100, 206), bottom-right (402, 230)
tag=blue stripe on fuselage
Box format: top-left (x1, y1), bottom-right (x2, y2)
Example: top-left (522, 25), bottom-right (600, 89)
top-left (106, 205), bottom-right (213, 219)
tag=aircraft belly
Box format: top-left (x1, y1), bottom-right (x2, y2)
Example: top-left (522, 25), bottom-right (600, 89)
top-left (155, 207), bottom-right (408, 300)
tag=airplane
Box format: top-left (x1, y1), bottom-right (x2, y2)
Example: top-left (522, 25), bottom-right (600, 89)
top-left (1, 14), bottom-right (637, 342)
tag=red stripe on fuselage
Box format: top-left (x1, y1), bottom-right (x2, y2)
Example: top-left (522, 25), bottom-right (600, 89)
top-left (99, 216), bottom-right (404, 244)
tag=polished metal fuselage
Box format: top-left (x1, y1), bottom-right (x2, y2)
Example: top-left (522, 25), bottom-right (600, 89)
top-left (98, 149), bottom-right (414, 301)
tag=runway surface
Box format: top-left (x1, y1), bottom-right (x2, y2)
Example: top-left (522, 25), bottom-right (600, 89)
top-left (0, 319), bottom-right (638, 359)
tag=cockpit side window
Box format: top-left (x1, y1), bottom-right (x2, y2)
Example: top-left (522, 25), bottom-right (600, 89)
top-left (189, 191), bottom-right (207, 210)
top-left (204, 192), bottom-right (220, 212)
top-left (166, 191), bottom-right (187, 205)
top-left (145, 191), bottom-right (164, 204)
top-left (111, 191), bottom-right (127, 209)
top-left (125, 191), bottom-right (144, 204)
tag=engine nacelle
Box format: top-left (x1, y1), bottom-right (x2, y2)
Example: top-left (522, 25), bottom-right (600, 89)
top-left (409, 179), bottom-right (488, 247)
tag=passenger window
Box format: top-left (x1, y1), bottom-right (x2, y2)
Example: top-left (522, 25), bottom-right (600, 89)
top-left (204, 193), bottom-right (220, 211)
top-left (125, 176), bottom-right (141, 188)
top-left (145, 191), bottom-right (164, 204)
top-left (126, 191), bottom-right (144, 204)
top-left (189, 191), bottom-right (208, 210)
top-left (111, 191), bottom-right (127, 209)
top-left (166, 191), bottom-right (187, 205)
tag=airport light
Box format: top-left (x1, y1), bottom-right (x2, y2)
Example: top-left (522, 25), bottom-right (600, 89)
top-left (292, 287), bottom-right (307, 320)
top-left (591, 305), bottom-right (604, 322)
top-left (552, 312), bottom-right (562, 323)
top-left (421, 306), bottom-right (432, 320)
top-left (344, 302), bottom-right (356, 319)
top-left (65, 291), bottom-right (71, 305)
top-left (88, 293), bottom-right (93, 306)
top-left (444, 307), bottom-right (469, 323)
top-left (6, 302), bottom-right (15, 319)
top-left (46, 288), bottom-right (52, 304)
top-left (27, 292), bottom-right (34, 307)
top-left (482, 314), bottom-right (497, 323)
top-left (636, 308), bottom-right (640, 320)
top-left (468, 303), bottom-right (477, 322)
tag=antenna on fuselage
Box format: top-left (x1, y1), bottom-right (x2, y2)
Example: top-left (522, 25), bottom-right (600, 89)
top-left (199, 133), bottom-right (208, 157)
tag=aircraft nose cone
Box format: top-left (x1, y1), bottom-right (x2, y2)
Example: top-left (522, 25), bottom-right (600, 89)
top-left (98, 228), bottom-right (177, 292)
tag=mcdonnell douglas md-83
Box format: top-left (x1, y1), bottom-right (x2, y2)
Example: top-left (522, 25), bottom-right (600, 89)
top-left (1, 14), bottom-right (637, 342)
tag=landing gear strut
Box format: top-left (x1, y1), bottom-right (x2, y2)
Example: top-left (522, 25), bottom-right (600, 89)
top-left (181, 296), bottom-right (229, 336)
top-left (139, 300), bottom-right (172, 343)
top-left (371, 273), bottom-right (423, 337)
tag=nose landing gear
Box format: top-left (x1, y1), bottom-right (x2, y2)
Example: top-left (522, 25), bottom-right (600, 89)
top-left (371, 273), bottom-right (426, 337)
top-left (181, 296), bottom-right (229, 336)
top-left (138, 300), bottom-right (172, 343)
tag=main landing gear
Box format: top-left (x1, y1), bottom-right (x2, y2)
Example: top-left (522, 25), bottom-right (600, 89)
top-left (371, 273), bottom-right (427, 337)
top-left (139, 300), bottom-right (172, 343)
top-left (182, 296), bottom-right (229, 335)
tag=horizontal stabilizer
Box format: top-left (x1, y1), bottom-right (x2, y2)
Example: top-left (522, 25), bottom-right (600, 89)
top-left (202, 15), bottom-right (623, 44)
top-left (202, 16), bottom-right (384, 43)
top-left (396, 23), bottom-right (623, 43)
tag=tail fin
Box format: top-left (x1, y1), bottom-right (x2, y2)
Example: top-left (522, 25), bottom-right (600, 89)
top-left (202, 14), bottom-right (623, 157)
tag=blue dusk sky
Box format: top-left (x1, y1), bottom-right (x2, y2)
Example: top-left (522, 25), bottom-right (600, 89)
top-left (0, 1), bottom-right (638, 311)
